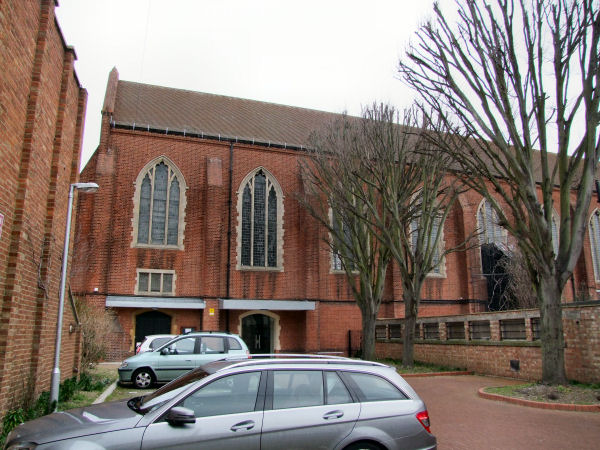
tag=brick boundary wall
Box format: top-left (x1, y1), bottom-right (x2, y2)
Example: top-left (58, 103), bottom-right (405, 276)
top-left (375, 303), bottom-right (600, 383)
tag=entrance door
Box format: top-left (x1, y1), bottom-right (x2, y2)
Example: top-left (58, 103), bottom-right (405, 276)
top-left (242, 314), bottom-right (272, 354)
top-left (135, 310), bottom-right (172, 344)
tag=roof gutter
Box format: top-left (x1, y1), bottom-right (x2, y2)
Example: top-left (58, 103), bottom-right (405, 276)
top-left (110, 120), bottom-right (310, 152)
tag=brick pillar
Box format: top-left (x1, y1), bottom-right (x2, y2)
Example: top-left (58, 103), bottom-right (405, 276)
top-left (305, 304), bottom-right (320, 352)
top-left (490, 320), bottom-right (501, 341)
top-left (203, 299), bottom-right (220, 331)
top-left (439, 322), bottom-right (447, 341)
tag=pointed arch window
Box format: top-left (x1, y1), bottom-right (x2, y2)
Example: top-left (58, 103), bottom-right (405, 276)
top-left (133, 157), bottom-right (187, 249)
top-left (589, 210), bottom-right (600, 281)
top-left (330, 209), bottom-right (355, 272)
top-left (551, 211), bottom-right (560, 256)
top-left (237, 168), bottom-right (284, 270)
top-left (409, 195), bottom-right (445, 276)
top-left (477, 199), bottom-right (506, 247)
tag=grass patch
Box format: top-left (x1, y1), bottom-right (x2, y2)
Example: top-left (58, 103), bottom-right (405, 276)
top-left (106, 383), bottom-right (155, 403)
top-left (485, 382), bottom-right (600, 405)
top-left (379, 358), bottom-right (465, 374)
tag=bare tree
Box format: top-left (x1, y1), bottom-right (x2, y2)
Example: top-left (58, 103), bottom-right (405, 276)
top-left (349, 106), bottom-right (471, 366)
top-left (499, 250), bottom-right (538, 309)
top-left (300, 104), bottom-right (469, 364)
top-left (299, 113), bottom-right (392, 360)
top-left (399, 0), bottom-right (599, 383)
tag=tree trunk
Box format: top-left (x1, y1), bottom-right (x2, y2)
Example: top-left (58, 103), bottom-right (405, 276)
top-left (539, 274), bottom-right (567, 385)
top-left (403, 313), bottom-right (417, 367)
top-left (402, 285), bottom-right (421, 367)
top-left (361, 310), bottom-right (377, 361)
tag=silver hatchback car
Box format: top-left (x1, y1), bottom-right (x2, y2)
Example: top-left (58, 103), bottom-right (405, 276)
top-left (6, 356), bottom-right (436, 450)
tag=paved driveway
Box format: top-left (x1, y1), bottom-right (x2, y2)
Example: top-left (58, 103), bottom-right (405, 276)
top-left (407, 375), bottom-right (600, 450)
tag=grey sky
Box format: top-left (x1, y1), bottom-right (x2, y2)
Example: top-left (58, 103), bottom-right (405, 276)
top-left (55, 0), bottom-right (448, 169)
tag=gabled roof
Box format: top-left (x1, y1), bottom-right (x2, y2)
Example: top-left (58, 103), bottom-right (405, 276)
top-left (106, 74), bottom-right (343, 149)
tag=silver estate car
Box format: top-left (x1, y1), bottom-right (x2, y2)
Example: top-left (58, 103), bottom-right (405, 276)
top-left (5, 356), bottom-right (436, 450)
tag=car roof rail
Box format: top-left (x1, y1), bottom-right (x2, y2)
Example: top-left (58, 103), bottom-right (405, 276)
top-left (185, 330), bottom-right (233, 335)
top-left (249, 353), bottom-right (351, 360)
top-left (206, 354), bottom-right (390, 372)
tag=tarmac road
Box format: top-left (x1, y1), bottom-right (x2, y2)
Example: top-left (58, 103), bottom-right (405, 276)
top-left (407, 375), bottom-right (600, 450)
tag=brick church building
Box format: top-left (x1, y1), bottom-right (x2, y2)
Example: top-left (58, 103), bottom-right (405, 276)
top-left (73, 68), bottom-right (600, 360)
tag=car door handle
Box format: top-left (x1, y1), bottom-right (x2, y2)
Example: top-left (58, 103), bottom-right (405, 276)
top-left (323, 410), bottom-right (344, 420)
top-left (230, 420), bottom-right (255, 431)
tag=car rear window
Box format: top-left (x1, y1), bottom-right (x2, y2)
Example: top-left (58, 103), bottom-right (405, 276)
top-left (228, 337), bottom-right (242, 350)
top-left (342, 372), bottom-right (407, 402)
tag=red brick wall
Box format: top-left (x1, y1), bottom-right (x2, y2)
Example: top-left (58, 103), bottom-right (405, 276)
top-left (0, 0), bottom-right (86, 416)
top-left (376, 304), bottom-right (600, 383)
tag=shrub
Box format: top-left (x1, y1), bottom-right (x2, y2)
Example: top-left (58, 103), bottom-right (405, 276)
top-left (74, 297), bottom-right (117, 368)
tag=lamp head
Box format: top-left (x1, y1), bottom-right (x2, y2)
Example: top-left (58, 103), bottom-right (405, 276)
top-left (72, 182), bottom-right (99, 193)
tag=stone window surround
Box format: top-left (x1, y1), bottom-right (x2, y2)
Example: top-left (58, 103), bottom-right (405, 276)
top-left (135, 268), bottom-right (177, 296)
top-left (589, 209), bottom-right (600, 282)
top-left (476, 198), bottom-right (508, 247)
top-left (410, 193), bottom-right (447, 278)
top-left (131, 155), bottom-right (188, 250)
top-left (328, 208), bottom-right (358, 275)
top-left (235, 166), bottom-right (284, 271)
top-left (476, 198), bottom-right (509, 275)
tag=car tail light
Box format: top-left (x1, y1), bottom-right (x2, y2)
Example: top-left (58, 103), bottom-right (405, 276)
top-left (416, 410), bottom-right (431, 433)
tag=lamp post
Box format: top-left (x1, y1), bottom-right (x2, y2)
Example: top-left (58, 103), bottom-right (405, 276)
top-left (50, 182), bottom-right (99, 409)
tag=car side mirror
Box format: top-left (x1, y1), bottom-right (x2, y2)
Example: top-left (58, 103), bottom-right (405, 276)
top-left (166, 407), bottom-right (196, 426)
top-left (160, 348), bottom-right (169, 355)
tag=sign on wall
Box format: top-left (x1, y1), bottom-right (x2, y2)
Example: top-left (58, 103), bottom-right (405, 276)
top-left (0, 213), bottom-right (4, 238)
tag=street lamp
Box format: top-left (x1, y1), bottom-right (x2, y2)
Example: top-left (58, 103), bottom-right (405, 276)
top-left (50, 182), bottom-right (99, 409)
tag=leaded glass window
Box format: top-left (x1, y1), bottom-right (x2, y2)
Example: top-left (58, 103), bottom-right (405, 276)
top-left (551, 212), bottom-right (559, 256)
top-left (589, 211), bottom-right (600, 281)
top-left (331, 211), bottom-right (354, 272)
top-left (410, 213), bottom-right (443, 274)
top-left (240, 169), bottom-right (280, 268)
top-left (477, 199), bottom-right (505, 246)
top-left (135, 159), bottom-right (185, 248)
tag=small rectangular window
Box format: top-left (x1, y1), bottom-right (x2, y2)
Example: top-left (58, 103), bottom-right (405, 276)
top-left (375, 325), bottom-right (388, 340)
top-left (423, 323), bottom-right (440, 340)
top-left (138, 272), bottom-right (149, 292)
top-left (500, 319), bottom-right (526, 340)
top-left (469, 320), bottom-right (491, 340)
top-left (150, 273), bottom-right (161, 292)
top-left (446, 322), bottom-right (465, 340)
top-left (163, 273), bottom-right (173, 293)
top-left (389, 324), bottom-right (402, 339)
top-left (136, 269), bottom-right (175, 295)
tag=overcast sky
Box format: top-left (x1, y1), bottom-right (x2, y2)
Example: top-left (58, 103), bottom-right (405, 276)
top-left (55, 0), bottom-right (453, 169)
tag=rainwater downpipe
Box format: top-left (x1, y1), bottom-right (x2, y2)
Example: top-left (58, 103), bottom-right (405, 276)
top-left (225, 142), bottom-right (234, 331)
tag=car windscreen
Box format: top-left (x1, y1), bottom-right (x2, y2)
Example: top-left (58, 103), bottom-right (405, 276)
top-left (128, 368), bottom-right (209, 414)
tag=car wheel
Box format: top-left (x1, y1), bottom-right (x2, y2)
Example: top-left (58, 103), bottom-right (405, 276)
top-left (132, 368), bottom-right (155, 389)
top-left (344, 442), bottom-right (384, 450)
